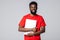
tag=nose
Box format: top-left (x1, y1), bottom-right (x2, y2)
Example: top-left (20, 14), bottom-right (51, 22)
top-left (32, 7), bottom-right (36, 10)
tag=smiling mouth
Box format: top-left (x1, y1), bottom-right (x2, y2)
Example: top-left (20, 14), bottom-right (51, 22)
top-left (32, 10), bottom-right (35, 12)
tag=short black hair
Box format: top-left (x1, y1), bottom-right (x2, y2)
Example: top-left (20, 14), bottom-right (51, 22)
top-left (29, 1), bottom-right (37, 7)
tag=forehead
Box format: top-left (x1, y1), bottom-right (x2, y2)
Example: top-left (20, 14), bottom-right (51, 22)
top-left (30, 4), bottom-right (36, 7)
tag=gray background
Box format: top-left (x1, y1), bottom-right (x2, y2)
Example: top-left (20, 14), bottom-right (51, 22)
top-left (0, 0), bottom-right (60, 40)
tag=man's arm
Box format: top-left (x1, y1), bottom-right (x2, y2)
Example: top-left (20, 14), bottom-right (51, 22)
top-left (27, 26), bottom-right (45, 36)
top-left (34, 26), bottom-right (45, 35)
top-left (18, 26), bottom-right (36, 32)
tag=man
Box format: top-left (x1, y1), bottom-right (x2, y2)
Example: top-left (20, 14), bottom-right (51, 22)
top-left (18, 1), bottom-right (46, 40)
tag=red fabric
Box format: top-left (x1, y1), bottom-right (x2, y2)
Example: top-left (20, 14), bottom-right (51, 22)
top-left (18, 14), bottom-right (46, 40)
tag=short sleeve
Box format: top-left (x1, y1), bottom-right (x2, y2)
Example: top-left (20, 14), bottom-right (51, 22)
top-left (40, 16), bottom-right (46, 27)
top-left (18, 16), bottom-right (26, 27)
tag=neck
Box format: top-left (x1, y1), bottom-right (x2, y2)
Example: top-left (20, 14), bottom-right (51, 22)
top-left (30, 13), bottom-right (36, 16)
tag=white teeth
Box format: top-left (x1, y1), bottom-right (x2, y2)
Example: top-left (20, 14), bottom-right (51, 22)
top-left (32, 10), bottom-right (35, 12)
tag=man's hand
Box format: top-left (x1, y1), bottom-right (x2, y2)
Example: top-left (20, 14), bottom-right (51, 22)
top-left (26, 27), bottom-right (37, 36)
top-left (32, 27), bottom-right (37, 32)
top-left (27, 32), bottom-right (34, 36)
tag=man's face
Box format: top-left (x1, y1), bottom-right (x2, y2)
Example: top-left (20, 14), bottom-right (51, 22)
top-left (30, 4), bottom-right (37, 15)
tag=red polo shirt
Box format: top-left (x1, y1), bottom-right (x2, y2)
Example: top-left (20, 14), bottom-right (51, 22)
top-left (18, 14), bottom-right (46, 40)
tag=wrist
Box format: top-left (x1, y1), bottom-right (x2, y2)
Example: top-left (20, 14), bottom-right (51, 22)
top-left (29, 28), bottom-right (33, 31)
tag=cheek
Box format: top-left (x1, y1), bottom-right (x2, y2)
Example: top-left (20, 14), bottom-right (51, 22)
top-left (30, 8), bottom-right (33, 10)
top-left (30, 9), bottom-right (33, 11)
